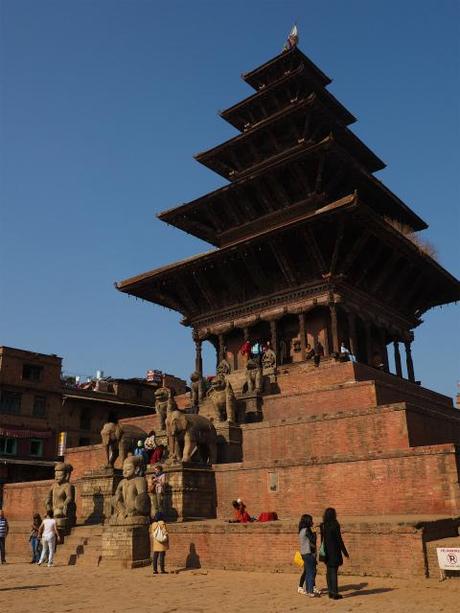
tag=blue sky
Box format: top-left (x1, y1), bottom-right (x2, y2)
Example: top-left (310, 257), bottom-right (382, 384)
top-left (1, 1), bottom-right (459, 397)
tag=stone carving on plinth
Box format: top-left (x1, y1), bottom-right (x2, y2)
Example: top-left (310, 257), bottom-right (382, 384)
top-left (244, 359), bottom-right (263, 394)
top-left (166, 409), bottom-right (217, 464)
top-left (207, 374), bottom-right (237, 423)
top-left (110, 456), bottom-right (151, 525)
top-left (190, 371), bottom-right (205, 414)
top-left (45, 462), bottom-right (76, 532)
top-left (154, 386), bottom-right (178, 430)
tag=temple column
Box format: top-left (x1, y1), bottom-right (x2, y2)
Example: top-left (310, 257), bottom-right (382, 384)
top-left (404, 339), bottom-right (415, 382)
top-left (329, 304), bottom-right (339, 354)
top-left (347, 311), bottom-right (358, 357)
top-left (379, 328), bottom-right (389, 372)
top-left (393, 340), bottom-right (403, 377)
top-left (243, 327), bottom-right (249, 342)
top-left (269, 320), bottom-right (278, 357)
top-left (298, 312), bottom-right (306, 361)
top-left (218, 333), bottom-right (225, 364)
top-left (365, 322), bottom-right (373, 365)
top-left (192, 330), bottom-right (203, 376)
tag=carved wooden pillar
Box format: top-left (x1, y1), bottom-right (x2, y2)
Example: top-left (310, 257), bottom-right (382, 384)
top-left (243, 327), bottom-right (250, 342)
top-left (365, 322), bottom-right (373, 365)
top-left (193, 331), bottom-right (203, 376)
top-left (379, 328), bottom-right (389, 372)
top-left (269, 320), bottom-right (278, 357)
top-left (218, 333), bottom-right (225, 364)
top-left (298, 312), bottom-right (306, 361)
top-left (404, 340), bottom-right (415, 382)
top-left (329, 304), bottom-right (339, 354)
top-left (347, 311), bottom-right (357, 357)
top-left (393, 340), bottom-right (402, 377)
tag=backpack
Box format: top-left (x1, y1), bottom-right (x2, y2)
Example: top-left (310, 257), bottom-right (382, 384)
top-left (153, 523), bottom-right (168, 544)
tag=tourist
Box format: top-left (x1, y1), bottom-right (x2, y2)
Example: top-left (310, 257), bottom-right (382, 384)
top-left (145, 431), bottom-right (165, 465)
top-left (340, 343), bottom-right (356, 362)
top-left (305, 343), bottom-right (315, 360)
top-left (149, 464), bottom-right (166, 514)
top-left (251, 339), bottom-right (263, 364)
top-left (0, 509), bottom-right (9, 564)
top-left (298, 514), bottom-right (319, 597)
top-left (134, 440), bottom-right (149, 475)
top-left (37, 510), bottom-right (60, 567)
top-left (319, 508), bottom-right (349, 600)
top-left (236, 498), bottom-right (251, 523)
top-left (240, 338), bottom-right (252, 363)
top-left (151, 512), bottom-right (169, 574)
top-left (29, 513), bottom-right (42, 563)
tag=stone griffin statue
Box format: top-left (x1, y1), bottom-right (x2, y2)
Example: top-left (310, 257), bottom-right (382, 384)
top-left (111, 455), bottom-right (151, 524)
top-left (154, 385), bottom-right (178, 430)
top-left (207, 374), bottom-right (237, 422)
top-left (190, 371), bottom-right (205, 414)
top-left (166, 409), bottom-right (217, 464)
top-left (244, 359), bottom-right (263, 394)
top-left (100, 422), bottom-right (147, 468)
top-left (262, 346), bottom-right (277, 371)
top-left (45, 462), bottom-right (76, 530)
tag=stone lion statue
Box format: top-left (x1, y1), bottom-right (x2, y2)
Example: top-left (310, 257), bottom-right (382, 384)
top-left (154, 386), bottom-right (178, 430)
top-left (100, 422), bottom-right (148, 468)
top-left (166, 409), bottom-right (217, 464)
top-left (207, 374), bottom-right (237, 422)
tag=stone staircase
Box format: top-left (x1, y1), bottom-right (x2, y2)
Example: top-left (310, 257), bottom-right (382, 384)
top-left (56, 524), bottom-right (103, 566)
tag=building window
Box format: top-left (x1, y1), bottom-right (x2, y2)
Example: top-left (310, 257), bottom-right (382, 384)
top-left (22, 364), bottom-right (43, 381)
top-left (30, 439), bottom-right (44, 457)
top-left (0, 391), bottom-right (22, 415)
top-left (80, 409), bottom-right (91, 431)
top-left (0, 437), bottom-right (18, 455)
top-left (33, 395), bottom-right (47, 418)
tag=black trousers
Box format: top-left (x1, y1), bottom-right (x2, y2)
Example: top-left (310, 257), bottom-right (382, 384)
top-left (0, 537), bottom-right (6, 562)
top-left (152, 551), bottom-right (165, 572)
top-left (326, 565), bottom-right (339, 596)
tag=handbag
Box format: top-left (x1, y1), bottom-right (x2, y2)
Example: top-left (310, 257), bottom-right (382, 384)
top-left (293, 550), bottom-right (304, 567)
top-left (319, 541), bottom-right (326, 562)
top-left (153, 523), bottom-right (168, 544)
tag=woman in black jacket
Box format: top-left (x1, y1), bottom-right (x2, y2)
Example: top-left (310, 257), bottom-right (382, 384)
top-left (320, 508), bottom-right (349, 599)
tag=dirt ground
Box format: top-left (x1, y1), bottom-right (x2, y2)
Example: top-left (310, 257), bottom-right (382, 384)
top-left (0, 561), bottom-right (459, 613)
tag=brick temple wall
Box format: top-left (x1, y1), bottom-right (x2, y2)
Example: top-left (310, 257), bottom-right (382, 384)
top-left (2, 479), bottom-right (52, 521)
top-left (214, 444), bottom-right (460, 519)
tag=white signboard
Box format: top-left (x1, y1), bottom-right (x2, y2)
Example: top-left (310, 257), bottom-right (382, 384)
top-left (437, 547), bottom-right (460, 571)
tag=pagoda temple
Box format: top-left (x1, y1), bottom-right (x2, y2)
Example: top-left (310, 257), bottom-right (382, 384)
top-left (117, 45), bottom-right (459, 382)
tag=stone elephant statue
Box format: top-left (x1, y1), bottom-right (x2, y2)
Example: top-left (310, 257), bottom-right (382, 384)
top-left (166, 410), bottom-right (217, 464)
top-left (100, 422), bottom-right (148, 468)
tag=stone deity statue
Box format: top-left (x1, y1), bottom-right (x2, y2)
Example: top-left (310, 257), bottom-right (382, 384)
top-left (190, 371), bottom-right (205, 414)
top-left (45, 462), bottom-right (76, 529)
top-left (216, 358), bottom-right (231, 376)
top-left (154, 385), bottom-right (178, 430)
top-left (111, 455), bottom-right (151, 524)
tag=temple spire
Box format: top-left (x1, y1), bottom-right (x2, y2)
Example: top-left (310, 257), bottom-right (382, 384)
top-left (283, 24), bottom-right (299, 51)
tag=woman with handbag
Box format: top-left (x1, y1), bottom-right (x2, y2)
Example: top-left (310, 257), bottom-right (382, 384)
top-left (297, 514), bottom-right (320, 597)
top-left (319, 508), bottom-right (349, 600)
top-left (151, 512), bottom-right (169, 574)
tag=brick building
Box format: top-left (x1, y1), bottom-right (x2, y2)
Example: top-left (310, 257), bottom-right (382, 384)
top-left (0, 346), bottom-right (186, 497)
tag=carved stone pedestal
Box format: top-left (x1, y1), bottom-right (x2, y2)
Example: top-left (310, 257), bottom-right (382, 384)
top-left (100, 521), bottom-right (151, 568)
top-left (240, 393), bottom-right (263, 422)
top-left (215, 422), bottom-right (242, 463)
top-left (162, 462), bottom-right (216, 522)
top-left (77, 467), bottom-right (122, 525)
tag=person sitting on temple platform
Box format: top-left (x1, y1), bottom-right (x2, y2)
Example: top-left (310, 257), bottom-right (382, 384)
top-left (371, 351), bottom-right (385, 370)
top-left (134, 440), bottom-right (149, 476)
top-left (227, 499), bottom-right (252, 523)
top-left (305, 343), bottom-right (316, 360)
top-left (240, 339), bottom-right (252, 364)
top-left (145, 431), bottom-right (165, 465)
top-left (251, 339), bottom-right (263, 364)
top-left (339, 343), bottom-right (356, 363)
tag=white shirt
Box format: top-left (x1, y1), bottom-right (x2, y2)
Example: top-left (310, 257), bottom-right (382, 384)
top-left (42, 518), bottom-right (56, 539)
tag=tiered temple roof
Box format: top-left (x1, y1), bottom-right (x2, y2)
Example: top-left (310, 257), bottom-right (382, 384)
top-left (117, 45), bottom-right (459, 340)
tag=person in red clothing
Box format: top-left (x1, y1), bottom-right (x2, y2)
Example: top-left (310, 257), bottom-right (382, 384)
top-left (228, 500), bottom-right (251, 523)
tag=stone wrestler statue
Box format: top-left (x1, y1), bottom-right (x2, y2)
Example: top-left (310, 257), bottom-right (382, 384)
top-left (112, 455), bottom-right (150, 522)
top-left (45, 462), bottom-right (76, 528)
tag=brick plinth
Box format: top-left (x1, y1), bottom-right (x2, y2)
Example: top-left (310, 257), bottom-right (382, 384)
top-left (162, 463), bottom-right (217, 521)
top-left (77, 467), bottom-right (122, 524)
top-left (101, 523), bottom-right (150, 568)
